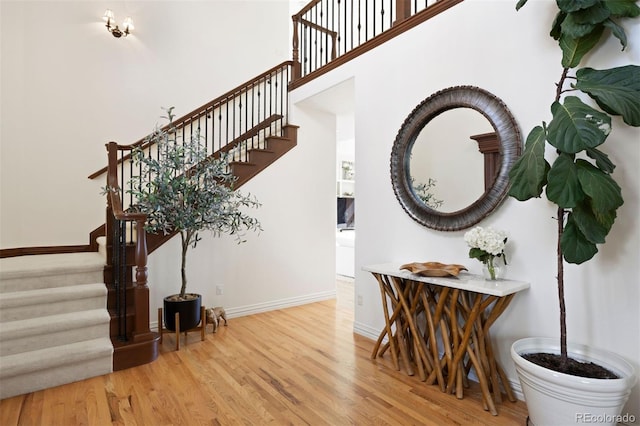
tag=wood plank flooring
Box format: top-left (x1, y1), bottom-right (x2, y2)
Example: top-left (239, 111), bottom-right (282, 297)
top-left (0, 279), bottom-right (528, 425)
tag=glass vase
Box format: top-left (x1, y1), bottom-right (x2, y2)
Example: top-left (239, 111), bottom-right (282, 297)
top-left (483, 256), bottom-right (506, 280)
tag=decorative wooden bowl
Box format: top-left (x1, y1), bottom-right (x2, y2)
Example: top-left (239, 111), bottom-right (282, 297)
top-left (399, 261), bottom-right (467, 277)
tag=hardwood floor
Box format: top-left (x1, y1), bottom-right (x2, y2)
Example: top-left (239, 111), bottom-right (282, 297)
top-left (1, 279), bottom-right (528, 425)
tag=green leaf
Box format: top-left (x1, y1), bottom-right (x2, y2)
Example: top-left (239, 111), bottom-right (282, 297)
top-left (551, 12), bottom-right (567, 40)
top-left (469, 248), bottom-right (491, 263)
top-left (546, 154), bottom-right (585, 208)
top-left (560, 25), bottom-right (604, 68)
top-left (603, 0), bottom-right (640, 18)
top-left (557, 0), bottom-right (600, 13)
top-left (560, 2), bottom-right (611, 39)
top-left (570, 2), bottom-right (611, 24)
top-left (572, 202), bottom-right (608, 243)
top-left (516, 0), bottom-right (528, 11)
top-left (586, 148), bottom-right (616, 173)
top-left (575, 66), bottom-right (640, 126)
top-left (547, 97), bottom-right (611, 153)
top-left (508, 126), bottom-right (550, 200)
top-left (562, 213), bottom-right (599, 264)
top-left (561, 14), bottom-right (597, 39)
top-left (603, 19), bottom-right (628, 50)
top-left (576, 159), bottom-right (624, 213)
top-left (594, 207), bottom-right (617, 234)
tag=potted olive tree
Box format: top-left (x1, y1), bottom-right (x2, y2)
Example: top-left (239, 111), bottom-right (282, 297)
top-left (129, 107), bottom-right (262, 332)
top-left (507, 1), bottom-right (639, 424)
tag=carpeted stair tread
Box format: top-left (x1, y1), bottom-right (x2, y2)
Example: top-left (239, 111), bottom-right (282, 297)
top-left (0, 337), bottom-right (113, 378)
top-left (0, 283), bottom-right (107, 322)
top-left (0, 251), bottom-right (113, 398)
top-left (0, 252), bottom-right (105, 292)
top-left (0, 337), bottom-right (113, 399)
top-left (0, 309), bottom-right (110, 356)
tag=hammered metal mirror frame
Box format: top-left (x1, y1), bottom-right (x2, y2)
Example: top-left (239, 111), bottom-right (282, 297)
top-left (390, 86), bottom-right (522, 231)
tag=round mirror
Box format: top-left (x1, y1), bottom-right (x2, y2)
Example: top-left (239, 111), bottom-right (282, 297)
top-left (390, 86), bottom-right (522, 231)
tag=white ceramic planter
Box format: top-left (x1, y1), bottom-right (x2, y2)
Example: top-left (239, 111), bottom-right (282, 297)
top-left (511, 337), bottom-right (637, 426)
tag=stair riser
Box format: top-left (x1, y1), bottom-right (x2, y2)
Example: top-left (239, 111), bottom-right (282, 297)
top-left (248, 150), bottom-right (276, 164)
top-left (281, 124), bottom-right (299, 140)
top-left (0, 296), bottom-right (107, 322)
top-left (266, 136), bottom-right (296, 153)
top-left (0, 353), bottom-right (112, 399)
top-left (0, 270), bottom-right (104, 293)
top-left (1, 322), bottom-right (110, 357)
top-left (0, 252), bottom-right (105, 293)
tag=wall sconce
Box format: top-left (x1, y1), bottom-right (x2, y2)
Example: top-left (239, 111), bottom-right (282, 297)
top-left (103, 9), bottom-right (134, 38)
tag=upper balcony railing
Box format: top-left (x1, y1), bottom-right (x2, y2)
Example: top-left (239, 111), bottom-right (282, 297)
top-left (291, 0), bottom-right (463, 88)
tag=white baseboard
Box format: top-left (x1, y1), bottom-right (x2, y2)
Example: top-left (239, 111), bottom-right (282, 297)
top-left (353, 321), bottom-right (383, 342)
top-left (150, 290), bottom-right (337, 330)
top-left (226, 290), bottom-right (337, 318)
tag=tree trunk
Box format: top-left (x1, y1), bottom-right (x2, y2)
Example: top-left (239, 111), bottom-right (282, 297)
top-left (557, 207), bottom-right (567, 365)
top-left (180, 231), bottom-right (189, 298)
top-left (554, 68), bottom-right (570, 366)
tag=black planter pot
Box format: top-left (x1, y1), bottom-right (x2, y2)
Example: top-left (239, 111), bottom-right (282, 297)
top-left (163, 293), bottom-right (202, 332)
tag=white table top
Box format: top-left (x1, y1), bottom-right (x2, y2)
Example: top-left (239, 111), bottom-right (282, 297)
top-left (363, 263), bottom-right (530, 297)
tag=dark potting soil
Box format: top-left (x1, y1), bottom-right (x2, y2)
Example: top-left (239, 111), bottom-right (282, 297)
top-left (523, 352), bottom-right (619, 379)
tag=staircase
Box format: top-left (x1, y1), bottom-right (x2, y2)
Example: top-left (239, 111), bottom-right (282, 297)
top-left (0, 252), bottom-right (113, 399)
top-left (0, 0), bottom-right (463, 398)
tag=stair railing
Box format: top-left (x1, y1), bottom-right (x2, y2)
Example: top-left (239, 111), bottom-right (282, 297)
top-left (291, 0), bottom-right (463, 84)
top-left (91, 61), bottom-right (293, 181)
top-left (105, 142), bottom-right (150, 343)
top-left (101, 61), bottom-right (294, 343)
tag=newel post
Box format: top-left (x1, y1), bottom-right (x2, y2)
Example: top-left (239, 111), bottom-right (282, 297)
top-left (292, 15), bottom-right (301, 80)
top-left (132, 217), bottom-right (151, 341)
top-left (394, 0), bottom-right (411, 26)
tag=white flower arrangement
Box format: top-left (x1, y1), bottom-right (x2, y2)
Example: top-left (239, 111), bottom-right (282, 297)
top-left (464, 226), bottom-right (508, 279)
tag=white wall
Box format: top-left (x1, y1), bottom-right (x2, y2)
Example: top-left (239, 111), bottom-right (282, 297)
top-left (3, 0), bottom-right (639, 419)
top-left (148, 104), bottom-right (337, 318)
top-left (1, 0), bottom-right (291, 248)
top-left (0, 0), bottom-right (336, 360)
top-left (292, 0), bottom-right (640, 418)
top-left (1, 0), bottom-right (338, 361)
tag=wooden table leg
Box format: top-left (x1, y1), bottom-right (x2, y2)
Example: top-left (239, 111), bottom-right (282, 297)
top-left (393, 279), bottom-right (415, 376)
top-left (391, 277), bottom-right (435, 377)
top-left (372, 273), bottom-right (402, 371)
top-left (366, 268), bottom-right (524, 417)
top-left (421, 286), bottom-right (448, 391)
top-left (447, 292), bottom-right (498, 415)
top-left (480, 294), bottom-right (518, 403)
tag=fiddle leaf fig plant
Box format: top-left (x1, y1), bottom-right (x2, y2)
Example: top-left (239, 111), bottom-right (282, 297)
top-left (129, 107), bottom-right (262, 300)
top-left (509, 0), bottom-right (640, 367)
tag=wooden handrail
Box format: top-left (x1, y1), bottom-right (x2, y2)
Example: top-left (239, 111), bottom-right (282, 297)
top-left (90, 61), bottom-right (293, 180)
top-left (299, 18), bottom-right (338, 38)
top-left (178, 114), bottom-right (284, 179)
top-left (215, 114), bottom-right (283, 156)
top-left (292, 0), bottom-right (322, 20)
top-left (106, 143), bottom-right (145, 222)
top-left (299, 18), bottom-right (338, 61)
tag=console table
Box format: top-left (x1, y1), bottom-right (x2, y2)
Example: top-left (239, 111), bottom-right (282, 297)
top-left (363, 263), bottom-right (529, 415)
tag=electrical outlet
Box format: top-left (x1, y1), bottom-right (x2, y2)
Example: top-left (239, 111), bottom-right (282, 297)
top-left (216, 285), bottom-right (224, 295)
top-left (357, 295), bottom-right (363, 306)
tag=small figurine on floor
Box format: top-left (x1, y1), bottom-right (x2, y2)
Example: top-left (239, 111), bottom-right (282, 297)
top-left (205, 306), bottom-right (228, 333)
